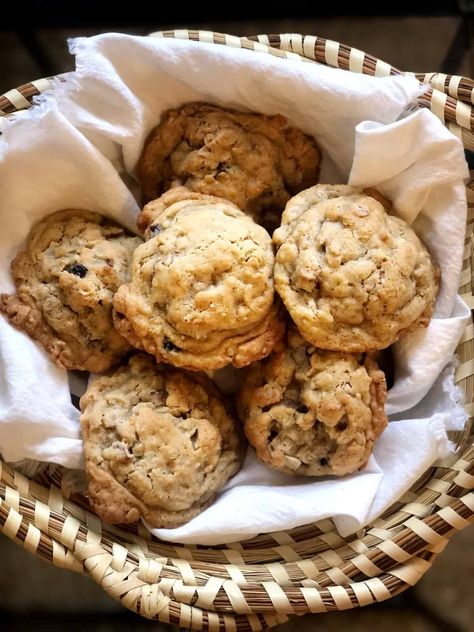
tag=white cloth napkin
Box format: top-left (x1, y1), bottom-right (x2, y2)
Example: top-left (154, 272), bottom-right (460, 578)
top-left (0, 33), bottom-right (470, 544)
top-left (0, 105), bottom-right (140, 466)
top-left (349, 111), bottom-right (471, 415)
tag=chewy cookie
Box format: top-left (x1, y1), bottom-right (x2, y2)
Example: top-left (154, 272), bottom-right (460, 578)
top-left (137, 102), bottom-right (321, 229)
top-left (273, 185), bottom-right (439, 352)
top-left (0, 210), bottom-right (142, 372)
top-left (80, 354), bottom-right (245, 528)
top-left (114, 188), bottom-right (284, 371)
top-left (238, 327), bottom-right (387, 476)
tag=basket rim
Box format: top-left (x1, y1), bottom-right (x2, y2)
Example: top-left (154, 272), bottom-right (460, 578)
top-left (1, 29), bottom-right (473, 631)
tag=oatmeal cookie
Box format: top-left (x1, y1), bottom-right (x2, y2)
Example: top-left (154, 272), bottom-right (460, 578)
top-left (238, 327), bottom-right (387, 476)
top-left (114, 188), bottom-right (284, 370)
top-left (273, 185), bottom-right (439, 351)
top-left (80, 354), bottom-right (245, 528)
top-left (137, 102), bottom-right (321, 229)
top-left (0, 210), bottom-right (142, 372)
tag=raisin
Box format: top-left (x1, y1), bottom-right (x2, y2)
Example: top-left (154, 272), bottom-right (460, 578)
top-left (297, 405), bottom-right (309, 414)
top-left (320, 458), bottom-right (328, 467)
top-left (65, 263), bottom-right (88, 278)
top-left (163, 338), bottom-right (179, 352)
top-left (268, 423), bottom-right (279, 442)
top-left (336, 418), bottom-right (347, 431)
top-left (150, 224), bottom-right (162, 236)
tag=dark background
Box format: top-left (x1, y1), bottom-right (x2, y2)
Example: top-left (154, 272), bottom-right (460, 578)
top-left (1, 0), bottom-right (473, 94)
top-left (1, 2), bottom-right (474, 631)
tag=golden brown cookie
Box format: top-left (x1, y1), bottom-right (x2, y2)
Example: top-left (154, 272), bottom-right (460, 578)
top-left (0, 210), bottom-right (142, 372)
top-left (237, 327), bottom-right (387, 477)
top-left (273, 185), bottom-right (439, 352)
top-left (137, 102), bottom-right (321, 229)
top-left (80, 354), bottom-right (245, 528)
top-left (114, 188), bottom-right (284, 371)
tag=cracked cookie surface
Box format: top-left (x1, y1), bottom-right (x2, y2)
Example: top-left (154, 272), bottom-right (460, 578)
top-left (137, 102), bottom-right (321, 229)
top-left (80, 354), bottom-right (245, 528)
top-left (0, 209), bottom-right (142, 372)
top-left (114, 188), bottom-right (284, 371)
top-left (237, 327), bottom-right (387, 476)
top-left (273, 185), bottom-right (439, 352)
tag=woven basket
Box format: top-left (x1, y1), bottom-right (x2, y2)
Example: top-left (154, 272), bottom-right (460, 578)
top-left (1, 30), bottom-right (474, 630)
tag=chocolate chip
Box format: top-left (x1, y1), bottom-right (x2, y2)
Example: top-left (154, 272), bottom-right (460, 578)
top-left (336, 418), bottom-right (348, 431)
top-left (163, 338), bottom-right (179, 352)
top-left (320, 458), bottom-right (328, 467)
top-left (297, 405), bottom-right (309, 414)
top-left (64, 264), bottom-right (88, 278)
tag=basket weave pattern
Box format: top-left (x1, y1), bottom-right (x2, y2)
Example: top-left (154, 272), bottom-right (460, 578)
top-left (0, 31), bottom-right (473, 630)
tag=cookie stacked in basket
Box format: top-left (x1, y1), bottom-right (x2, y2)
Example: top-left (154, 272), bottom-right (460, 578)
top-left (0, 103), bottom-right (440, 529)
